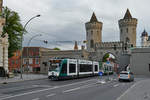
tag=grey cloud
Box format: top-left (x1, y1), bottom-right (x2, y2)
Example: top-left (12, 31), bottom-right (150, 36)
top-left (4, 0), bottom-right (150, 49)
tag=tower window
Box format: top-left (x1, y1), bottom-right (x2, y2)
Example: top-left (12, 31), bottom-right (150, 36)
top-left (126, 28), bottom-right (128, 33)
top-left (121, 29), bottom-right (123, 34)
top-left (132, 28), bottom-right (135, 33)
top-left (126, 37), bottom-right (130, 43)
top-left (90, 40), bottom-right (94, 48)
top-left (91, 31), bottom-right (93, 36)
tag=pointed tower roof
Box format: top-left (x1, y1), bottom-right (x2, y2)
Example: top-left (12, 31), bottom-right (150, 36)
top-left (123, 9), bottom-right (132, 19)
top-left (74, 41), bottom-right (78, 50)
top-left (90, 12), bottom-right (98, 22)
top-left (141, 29), bottom-right (148, 37)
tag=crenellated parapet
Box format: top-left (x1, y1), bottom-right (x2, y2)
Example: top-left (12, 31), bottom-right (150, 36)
top-left (119, 18), bottom-right (137, 27)
top-left (85, 22), bottom-right (102, 30)
top-left (95, 41), bottom-right (123, 49)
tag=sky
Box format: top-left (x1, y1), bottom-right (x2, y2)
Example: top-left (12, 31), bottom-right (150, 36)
top-left (3, 0), bottom-right (150, 50)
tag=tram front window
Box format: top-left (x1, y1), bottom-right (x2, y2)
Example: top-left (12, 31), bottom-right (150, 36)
top-left (49, 63), bottom-right (60, 71)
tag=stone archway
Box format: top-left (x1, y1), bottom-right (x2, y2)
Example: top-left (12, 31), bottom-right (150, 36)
top-left (102, 52), bottom-right (117, 63)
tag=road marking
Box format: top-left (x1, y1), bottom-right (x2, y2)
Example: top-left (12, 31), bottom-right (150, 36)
top-left (0, 79), bottom-right (96, 100)
top-left (32, 98), bottom-right (40, 100)
top-left (63, 87), bottom-right (81, 93)
top-left (46, 93), bottom-right (56, 97)
top-left (0, 95), bottom-right (12, 98)
top-left (113, 84), bottom-right (119, 87)
top-left (63, 83), bottom-right (96, 93)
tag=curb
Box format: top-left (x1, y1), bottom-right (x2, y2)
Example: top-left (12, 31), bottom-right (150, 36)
top-left (0, 77), bottom-right (48, 84)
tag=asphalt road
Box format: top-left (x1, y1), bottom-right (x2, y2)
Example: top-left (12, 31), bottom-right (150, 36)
top-left (0, 75), bottom-right (145, 100)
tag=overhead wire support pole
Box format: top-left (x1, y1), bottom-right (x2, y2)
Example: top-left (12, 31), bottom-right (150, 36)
top-left (20, 14), bottom-right (41, 79)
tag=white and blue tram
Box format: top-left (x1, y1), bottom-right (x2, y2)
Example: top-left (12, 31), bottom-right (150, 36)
top-left (48, 59), bottom-right (99, 80)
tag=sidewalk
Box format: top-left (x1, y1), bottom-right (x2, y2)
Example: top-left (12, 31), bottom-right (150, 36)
top-left (117, 79), bottom-right (150, 100)
top-left (0, 74), bottom-right (48, 84)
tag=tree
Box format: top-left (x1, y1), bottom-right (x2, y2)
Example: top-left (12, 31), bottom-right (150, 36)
top-left (1, 7), bottom-right (24, 57)
top-left (53, 47), bottom-right (60, 50)
top-left (102, 53), bottom-right (109, 62)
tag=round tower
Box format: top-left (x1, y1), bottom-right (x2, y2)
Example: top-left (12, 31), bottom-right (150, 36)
top-left (118, 9), bottom-right (137, 47)
top-left (85, 12), bottom-right (103, 51)
top-left (141, 29), bottom-right (149, 47)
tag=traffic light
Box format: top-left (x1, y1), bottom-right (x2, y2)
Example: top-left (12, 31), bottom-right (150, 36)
top-left (114, 44), bottom-right (116, 50)
top-left (43, 40), bottom-right (48, 44)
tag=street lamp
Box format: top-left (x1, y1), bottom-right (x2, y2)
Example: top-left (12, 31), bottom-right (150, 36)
top-left (20, 14), bottom-right (41, 79)
top-left (26, 34), bottom-right (42, 73)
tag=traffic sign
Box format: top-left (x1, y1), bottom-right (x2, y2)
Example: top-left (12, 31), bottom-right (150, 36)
top-left (98, 71), bottom-right (103, 76)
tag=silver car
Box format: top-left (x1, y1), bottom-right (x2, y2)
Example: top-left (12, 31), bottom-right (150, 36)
top-left (118, 71), bottom-right (134, 82)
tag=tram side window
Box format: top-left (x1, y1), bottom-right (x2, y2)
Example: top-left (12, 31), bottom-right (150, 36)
top-left (95, 65), bottom-right (98, 71)
top-left (80, 64), bottom-right (92, 72)
top-left (69, 64), bottom-right (76, 73)
top-left (61, 63), bottom-right (67, 74)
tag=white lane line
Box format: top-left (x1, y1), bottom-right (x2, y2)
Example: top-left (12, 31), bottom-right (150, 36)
top-left (0, 79), bottom-right (96, 100)
top-left (113, 84), bottom-right (119, 87)
top-left (32, 98), bottom-right (40, 100)
top-left (63, 87), bottom-right (81, 93)
top-left (46, 93), bottom-right (56, 97)
top-left (63, 83), bottom-right (96, 93)
top-left (0, 95), bottom-right (12, 98)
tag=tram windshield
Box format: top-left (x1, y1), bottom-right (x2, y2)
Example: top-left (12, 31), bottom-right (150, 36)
top-left (49, 60), bottom-right (61, 71)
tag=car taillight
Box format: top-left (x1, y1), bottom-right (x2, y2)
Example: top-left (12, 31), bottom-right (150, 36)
top-left (118, 74), bottom-right (120, 78)
top-left (128, 74), bottom-right (130, 78)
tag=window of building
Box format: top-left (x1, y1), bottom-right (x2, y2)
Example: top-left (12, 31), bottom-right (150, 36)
top-left (126, 28), bottom-right (128, 33)
top-left (121, 29), bottom-right (123, 34)
top-left (90, 40), bottom-right (94, 48)
top-left (16, 52), bottom-right (18, 56)
top-left (132, 28), bottom-right (135, 33)
top-left (35, 59), bottom-right (39, 64)
top-left (23, 59), bottom-right (28, 64)
top-left (91, 30), bottom-right (93, 36)
top-left (16, 60), bottom-right (18, 64)
top-left (126, 37), bottom-right (130, 43)
top-left (29, 58), bottom-right (33, 64)
top-left (12, 60), bottom-right (15, 64)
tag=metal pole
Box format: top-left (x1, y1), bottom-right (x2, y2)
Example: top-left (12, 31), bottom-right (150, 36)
top-left (27, 34), bottom-right (42, 73)
top-left (20, 15), bottom-right (40, 79)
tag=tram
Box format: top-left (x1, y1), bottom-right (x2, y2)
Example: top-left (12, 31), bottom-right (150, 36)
top-left (48, 59), bottom-right (99, 80)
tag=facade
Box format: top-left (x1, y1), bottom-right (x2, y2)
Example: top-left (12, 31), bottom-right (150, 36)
top-left (22, 47), bottom-right (52, 73)
top-left (0, 18), bottom-right (9, 77)
top-left (85, 12), bottom-right (103, 52)
top-left (8, 50), bottom-right (21, 72)
top-left (85, 9), bottom-right (135, 62)
top-left (141, 29), bottom-right (150, 47)
top-left (118, 9), bottom-right (137, 47)
top-left (130, 48), bottom-right (150, 76)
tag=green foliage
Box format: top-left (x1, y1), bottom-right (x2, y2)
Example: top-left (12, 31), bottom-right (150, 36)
top-left (102, 53), bottom-right (109, 62)
top-left (53, 47), bottom-right (60, 50)
top-left (1, 7), bottom-right (24, 58)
